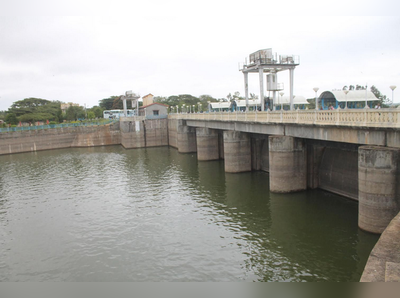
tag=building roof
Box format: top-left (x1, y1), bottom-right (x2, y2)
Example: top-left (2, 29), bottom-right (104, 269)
top-left (274, 95), bottom-right (308, 105)
top-left (139, 102), bottom-right (169, 109)
top-left (142, 93), bottom-right (154, 98)
top-left (319, 90), bottom-right (378, 102)
top-left (210, 102), bottom-right (232, 109)
top-left (236, 99), bottom-right (261, 107)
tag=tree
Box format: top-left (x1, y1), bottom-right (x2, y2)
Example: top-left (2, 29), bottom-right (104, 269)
top-left (87, 111), bottom-right (95, 120)
top-left (370, 85), bottom-right (390, 107)
top-left (7, 98), bottom-right (62, 123)
top-left (99, 96), bottom-right (119, 110)
top-left (154, 96), bottom-right (167, 104)
top-left (90, 106), bottom-right (104, 118)
top-left (65, 105), bottom-right (85, 121)
top-left (5, 113), bottom-right (18, 125)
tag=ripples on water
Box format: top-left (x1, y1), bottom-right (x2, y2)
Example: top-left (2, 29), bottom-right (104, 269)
top-left (0, 146), bottom-right (378, 281)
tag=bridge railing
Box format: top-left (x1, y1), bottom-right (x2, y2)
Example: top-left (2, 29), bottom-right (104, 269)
top-left (169, 109), bottom-right (400, 128)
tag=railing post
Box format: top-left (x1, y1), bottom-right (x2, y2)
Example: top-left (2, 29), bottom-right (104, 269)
top-left (314, 110), bottom-right (317, 125)
top-left (336, 108), bottom-right (340, 125)
top-left (364, 109), bottom-right (368, 126)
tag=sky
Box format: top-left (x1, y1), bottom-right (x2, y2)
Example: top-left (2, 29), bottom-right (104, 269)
top-left (1, 1), bottom-right (400, 111)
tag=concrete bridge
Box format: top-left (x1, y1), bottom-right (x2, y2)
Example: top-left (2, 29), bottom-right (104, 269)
top-left (168, 109), bottom-right (400, 235)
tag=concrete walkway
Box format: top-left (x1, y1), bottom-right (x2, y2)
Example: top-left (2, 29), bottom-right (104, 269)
top-left (361, 211), bottom-right (400, 282)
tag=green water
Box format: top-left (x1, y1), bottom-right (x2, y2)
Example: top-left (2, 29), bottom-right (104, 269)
top-left (0, 146), bottom-right (378, 281)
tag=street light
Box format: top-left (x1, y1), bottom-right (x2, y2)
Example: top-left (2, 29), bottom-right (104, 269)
top-left (344, 90), bottom-right (349, 109)
top-left (390, 85), bottom-right (397, 104)
top-left (193, 105), bottom-right (195, 113)
top-left (279, 92), bottom-right (284, 111)
top-left (313, 87), bottom-right (319, 110)
top-left (182, 104), bottom-right (186, 113)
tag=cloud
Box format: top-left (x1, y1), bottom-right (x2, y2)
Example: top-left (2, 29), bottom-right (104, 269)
top-left (1, 13), bottom-right (400, 111)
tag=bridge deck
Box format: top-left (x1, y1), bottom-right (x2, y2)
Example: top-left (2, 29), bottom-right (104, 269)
top-left (169, 109), bottom-right (400, 129)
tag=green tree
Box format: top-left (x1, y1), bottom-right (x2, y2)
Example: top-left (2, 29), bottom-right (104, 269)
top-left (5, 113), bottom-right (18, 125)
top-left (198, 95), bottom-right (217, 111)
top-left (65, 106), bottom-right (85, 121)
top-left (99, 96), bottom-right (118, 110)
top-left (87, 111), bottom-right (95, 120)
top-left (90, 106), bottom-right (104, 118)
top-left (7, 98), bottom-right (62, 123)
top-left (370, 85), bottom-right (390, 107)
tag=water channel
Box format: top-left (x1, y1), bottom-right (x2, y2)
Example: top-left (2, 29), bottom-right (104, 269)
top-left (0, 146), bottom-right (379, 282)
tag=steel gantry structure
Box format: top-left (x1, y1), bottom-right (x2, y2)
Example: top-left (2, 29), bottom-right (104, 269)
top-left (239, 49), bottom-right (300, 111)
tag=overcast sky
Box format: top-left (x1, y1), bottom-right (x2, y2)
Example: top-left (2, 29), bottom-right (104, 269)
top-left (1, 1), bottom-right (400, 111)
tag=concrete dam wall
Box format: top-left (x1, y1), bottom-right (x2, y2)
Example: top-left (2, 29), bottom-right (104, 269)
top-left (0, 119), bottom-right (168, 155)
top-left (0, 124), bottom-right (121, 155)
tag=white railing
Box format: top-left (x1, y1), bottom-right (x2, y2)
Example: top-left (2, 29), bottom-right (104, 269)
top-left (168, 109), bottom-right (400, 129)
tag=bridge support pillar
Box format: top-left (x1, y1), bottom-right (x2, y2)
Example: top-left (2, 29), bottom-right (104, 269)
top-left (269, 136), bottom-right (307, 193)
top-left (177, 120), bottom-right (197, 153)
top-left (358, 146), bottom-right (400, 234)
top-left (223, 131), bottom-right (251, 173)
top-left (196, 128), bottom-right (219, 161)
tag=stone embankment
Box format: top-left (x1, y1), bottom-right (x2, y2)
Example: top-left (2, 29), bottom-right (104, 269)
top-left (361, 211), bottom-right (400, 282)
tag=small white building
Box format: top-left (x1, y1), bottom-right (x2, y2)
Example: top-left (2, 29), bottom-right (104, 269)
top-left (139, 103), bottom-right (169, 117)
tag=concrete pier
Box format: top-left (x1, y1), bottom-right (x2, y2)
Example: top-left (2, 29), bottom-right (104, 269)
top-left (358, 146), bottom-right (400, 234)
top-left (223, 131), bottom-right (251, 173)
top-left (269, 136), bottom-right (307, 193)
top-left (177, 120), bottom-right (197, 153)
top-left (196, 128), bottom-right (219, 161)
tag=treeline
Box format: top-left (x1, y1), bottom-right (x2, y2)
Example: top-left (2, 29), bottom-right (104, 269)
top-left (98, 94), bottom-right (230, 112)
top-left (1, 98), bottom-right (104, 126)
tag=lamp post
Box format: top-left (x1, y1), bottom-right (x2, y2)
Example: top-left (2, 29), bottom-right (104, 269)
top-left (313, 87), bottom-right (319, 110)
top-left (198, 102), bottom-right (201, 113)
top-left (390, 85), bottom-right (397, 104)
top-left (279, 92), bottom-right (284, 111)
top-left (344, 90), bottom-right (349, 109)
top-left (182, 104), bottom-right (186, 113)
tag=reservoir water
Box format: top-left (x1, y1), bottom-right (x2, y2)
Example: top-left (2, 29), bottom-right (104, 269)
top-left (0, 146), bottom-right (379, 281)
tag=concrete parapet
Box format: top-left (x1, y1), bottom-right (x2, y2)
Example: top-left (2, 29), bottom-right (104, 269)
top-left (358, 146), bottom-right (400, 234)
top-left (269, 136), bottom-right (307, 193)
top-left (177, 120), bottom-right (197, 153)
top-left (223, 131), bottom-right (251, 173)
top-left (196, 128), bottom-right (219, 161)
